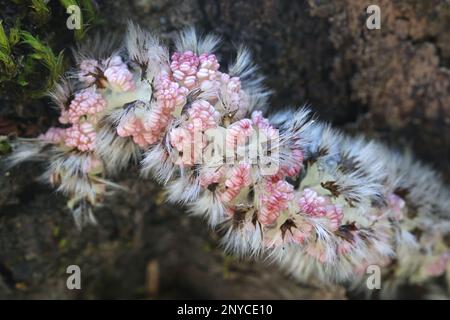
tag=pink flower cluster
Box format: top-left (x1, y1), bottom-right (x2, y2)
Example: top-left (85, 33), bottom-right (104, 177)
top-left (145, 72), bottom-right (189, 143)
top-left (136, 51), bottom-right (247, 152)
top-left (220, 163), bottom-right (252, 202)
top-left (169, 119), bottom-right (203, 166)
top-left (154, 71), bottom-right (189, 111)
top-left (169, 100), bottom-right (219, 165)
top-left (298, 188), bottom-right (328, 216)
top-left (117, 114), bottom-right (153, 148)
top-left (279, 148), bottom-right (304, 178)
top-left (78, 59), bottom-right (99, 85)
top-left (62, 88), bottom-right (107, 124)
top-left (298, 188), bottom-right (343, 232)
top-left (259, 180), bottom-right (294, 225)
top-left (171, 51), bottom-right (199, 89)
top-left (103, 56), bottom-right (135, 92)
top-left (56, 88), bottom-right (108, 152)
top-left (187, 100), bottom-right (220, 131)
top-left (325, 205), bottom-right (344, 232)
top-left (251, 110), bottom-right (279, 142)
top-left (170, 51), bottom-right (220, 91)
top-left (221, 73), bottom-right (248, 119)
top-left (197, 53), bottom-right (220, 91)
top-left (226, 119), bottom-right (254, 150)
top-left (78, 56), bottom-right (135, 92)
top-left (45, 88), bottom-right (106, 152)
top-left (65, 123), bottom-right (96, 152)
top-left (116, 72), bottom-right (190, 148)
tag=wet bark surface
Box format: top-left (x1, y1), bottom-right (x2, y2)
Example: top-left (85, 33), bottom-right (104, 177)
top-left (0, 0), bottom-right (449, 299)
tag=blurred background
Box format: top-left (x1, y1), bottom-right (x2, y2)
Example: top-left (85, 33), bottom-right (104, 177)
top-left (0, 0), bottom-right (449, 299)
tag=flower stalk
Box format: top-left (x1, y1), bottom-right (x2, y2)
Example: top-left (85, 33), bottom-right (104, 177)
top-left (5, 23), bottom-right (450, 298)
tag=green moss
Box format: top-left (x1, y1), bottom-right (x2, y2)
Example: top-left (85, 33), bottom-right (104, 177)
top-left (0, 0), bottom-right (100, 106)
top-left (29, 0), bottom-right (51, 26)
top-left (21, 30), bottom-right (65, 97)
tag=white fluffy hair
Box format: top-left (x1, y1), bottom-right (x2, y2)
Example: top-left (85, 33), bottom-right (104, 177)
top-left (125, 21), bottom-right (169, 80)
top-left (72, 32), bottom-right (122, 64)
top-left (228, 46), bottom-right (270, 113)
top-left (48, 77), bottom-right (74, 111)
top-left (95, 124), bottom-right (141, 175)
top-left (4, 139), bottom-right (54, 169)
top-left (174, 27), bottom-right (221, 56)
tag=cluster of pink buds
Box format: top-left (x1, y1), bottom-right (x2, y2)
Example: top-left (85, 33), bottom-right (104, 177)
top-left (170, 51), bottom-right (221, 92)
top-left (250, 110), bottom-right (279, 142)
top-left (77, 55), bottom-right (136, 92)
top-left (23, 53), bottom-right (139, 226)
top-left (153, 72), bottom-right (189, 110)
top-left (65, 88), bottom-right (107, 124)
top-left (103, 56), bottom-right (136, 92)
top-left (59, 88), bottom-right (106, 151)
top-left (187, 100), bottom-right (220, 130)
top-left (298, 188), bottom-right (328, 216)
top-left (259, 180), bottom-right (294, 225)
top-left (171, 51), bottom-right (199, 89)
top-left (197, 53), bottom-right (220, 91)
top-left (296, 189), bottom-right (343, 232)
top-left (220, 163), bottom-right (252, 203)
top-left (8, 24), bottom-right (450, 298)
top-left (221, 74), bottom-right (249, 119)
top-left (65, 122), bottom-right (97, 152)
top-left (226, 119), bottom-right (254, 150)
top-left (116, 113), bottom-right (150, 148)
top-left (278, 148), bottom-right (304, 178)
top-left (41, 88), bottom-right (107, 152)
top-left (128, 72), bottom-right (190, 147)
